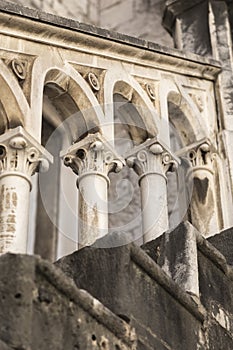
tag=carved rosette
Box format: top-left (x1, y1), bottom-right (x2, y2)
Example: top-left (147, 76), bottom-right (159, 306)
top-left (11, 59), bottom-right (27, 81)
top-left (126, 138), bottom-right (179, 184)
top-left (87, 72), bottom-right (100, 92)
top-left (0, 127), bottom-right (53, 189)
top-left (145, 83), bottom-right (156, 101)
top-left (62, 133), bottom-right (125, 185)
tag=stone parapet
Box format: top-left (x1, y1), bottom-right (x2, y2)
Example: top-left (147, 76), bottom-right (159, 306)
top-left (57, 222), bottom-right (233, 349)
top-left (0, 253), bottom-right (136, 349)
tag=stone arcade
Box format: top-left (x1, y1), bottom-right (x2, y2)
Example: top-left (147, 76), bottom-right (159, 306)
top-left (0, 0), bottom-right (233, 349)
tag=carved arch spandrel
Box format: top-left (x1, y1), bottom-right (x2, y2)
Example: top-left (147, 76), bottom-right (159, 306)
top-left (68, 64), bottom-right (106, 104)
top-left (0, 59), bottom-right (30, 132)
top-left (181, 82), bottom-right (218, 139)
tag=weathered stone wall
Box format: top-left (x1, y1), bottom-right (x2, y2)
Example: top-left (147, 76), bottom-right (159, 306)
top-left (0, 254), bottom-right (136, 350)
top-left (56, 222), bottom-right (233, 349)
top-left (1, 223), bottom-right (233, 349)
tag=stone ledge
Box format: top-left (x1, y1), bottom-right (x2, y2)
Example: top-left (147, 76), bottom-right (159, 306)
top-left (0, 253), bottom-right (137, 349)
top-left (0, 0), bottom-right (221, 71)
top-left (142, 221), bottom-right (233, 282)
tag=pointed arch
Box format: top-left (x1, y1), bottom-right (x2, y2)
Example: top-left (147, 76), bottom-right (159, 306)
top-left (30, 58), bottom-right (106, 142)
top-left (104, 69), bottom-right (159, 145)
top-left (160, 79), bottom-right (207, 147)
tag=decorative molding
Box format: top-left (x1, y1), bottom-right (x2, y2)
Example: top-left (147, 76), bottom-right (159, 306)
top-left (0, 6), bottom-right (221, 81)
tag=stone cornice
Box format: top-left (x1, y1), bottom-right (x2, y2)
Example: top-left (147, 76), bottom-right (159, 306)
top-left (0, 0), bottom-right (221, 80)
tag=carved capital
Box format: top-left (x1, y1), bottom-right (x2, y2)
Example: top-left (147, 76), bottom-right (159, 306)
top-left (0, 127), bottom-right (53, 189)
top-left (177, 139), bottom-right (217, 177)
top-left (126, 138), bottom-right (179, 184)
top-left (62, 133), bottom-right (125, 184)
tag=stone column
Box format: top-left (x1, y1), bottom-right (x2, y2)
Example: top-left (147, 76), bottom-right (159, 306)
top-left (126, 138), bottom-right (178, 243)
top-left (163, 0), bottom-right (233, 229)
top-left (0, 127), bottom-right (52, 254)
top-left (62, 133), bottom-right (124, 248)
top-left (184, 140), bottom-right (220, 236)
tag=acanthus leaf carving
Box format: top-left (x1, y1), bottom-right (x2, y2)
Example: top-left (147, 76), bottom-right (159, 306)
top-left (62, 132), bottom-right (125, 185)
top-left (126, 137), bottom-right (179, 184)
top-left (0, 127), bottom-right (53, 189)
top-left (176, 139), bottom-right (217, 180)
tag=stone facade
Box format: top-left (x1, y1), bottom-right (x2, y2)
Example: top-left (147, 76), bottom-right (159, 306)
top-left (0, 0), bottom-right (233, 349)
top-left (0, 0), bottom-right (226, 258)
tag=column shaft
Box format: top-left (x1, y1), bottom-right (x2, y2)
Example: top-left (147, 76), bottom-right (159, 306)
top-left (0, 127), bottom-right (52, 254)
top-left (140, 174), bottom-right (168, 243)
top-left (62, 133), bottom-right (124, 248)
top-left (0, 175), bottom-right (30, 253)
top-left (78, 173), bottom-right (108, 247)
top-left (126, 138), bottom-right (178, 243)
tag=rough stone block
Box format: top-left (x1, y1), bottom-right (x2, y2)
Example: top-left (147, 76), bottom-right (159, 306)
top-left (0, 254), bottom-right (136, 349)
top-left (198, 248), bottom-right (233, 318)
top-left (0, 340), bottom-right (13, 350)
top-left (208, 227), bottom-right (233, 266)
top-left (57, 243), bottom-right (206, 349)
top-left (207, 319), bottom-right (233, 349)
top-left (181, 4), bottom-right (211, 55)
top-left (142, 221), bottom-right (199, 297)
top-left (0, 254), bottom-right (35, 349)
